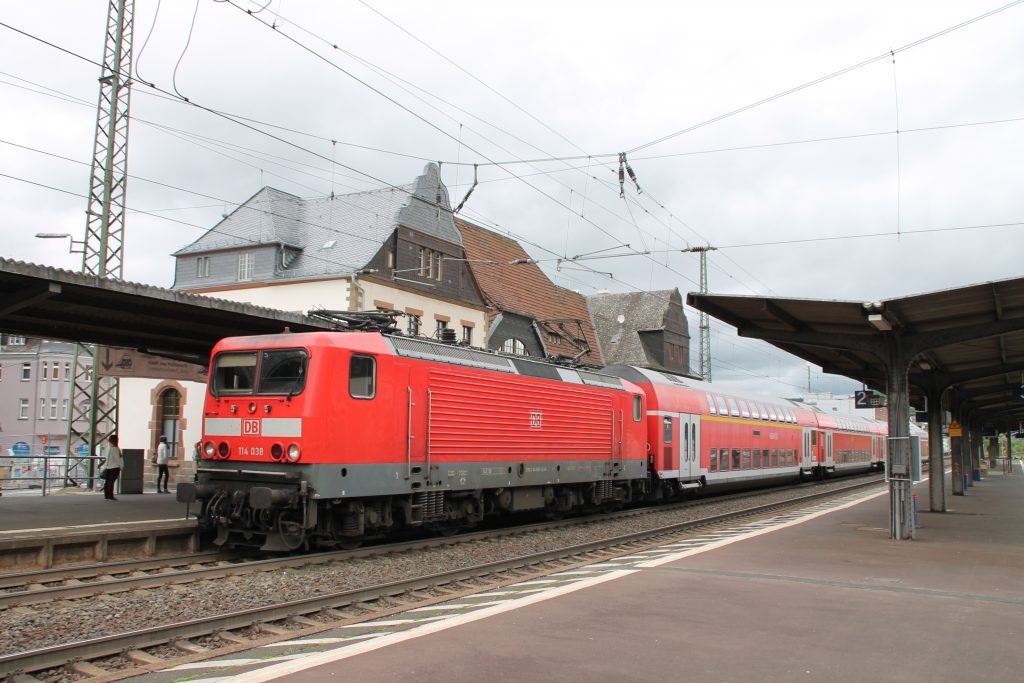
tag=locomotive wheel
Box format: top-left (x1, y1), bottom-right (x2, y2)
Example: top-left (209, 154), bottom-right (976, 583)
top-left (276, 512), bottom-right (307, 551)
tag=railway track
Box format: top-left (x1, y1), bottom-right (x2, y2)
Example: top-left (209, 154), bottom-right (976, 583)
top-left (0, 476), bottom-right (883, 680)
top-left (0, 474), bottom-right (878, 610)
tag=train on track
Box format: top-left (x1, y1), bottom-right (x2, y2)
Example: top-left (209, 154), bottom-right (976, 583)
top-left (179, 315), bottom-right (923, 551)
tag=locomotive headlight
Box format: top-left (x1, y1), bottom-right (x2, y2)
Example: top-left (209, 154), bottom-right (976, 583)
top-left (286, 443), bottom-right (301, 462)
top-left (218, 441), bottom-right (230, 458)
top-left (271, 443), bottom-right (284, 461)
top-left (203, 441), bottom-right (215, 458)
top-left (248, 402), bottom-right (257, 414)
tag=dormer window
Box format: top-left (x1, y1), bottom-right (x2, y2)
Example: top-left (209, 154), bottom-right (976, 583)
top-left (238, 252), bottom-right (254, 281)
top-left (196, 256), bottom-right (210, 278)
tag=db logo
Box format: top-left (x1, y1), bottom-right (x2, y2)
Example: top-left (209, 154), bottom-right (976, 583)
top-left (242, 419), bottom-right (261, 436)
top-left (529, 411), bottom-right (543, 429)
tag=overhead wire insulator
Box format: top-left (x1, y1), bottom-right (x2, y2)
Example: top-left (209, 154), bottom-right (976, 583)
top-left (453, 164), bottom-right (478, 214)
top-left (617, 153), bottom-right (626, 198)
top-left (624, 156), bottom-right (642, 194)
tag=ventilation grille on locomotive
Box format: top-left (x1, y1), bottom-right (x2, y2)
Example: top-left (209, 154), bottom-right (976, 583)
top-left (389, 336), bottom-right (516, 373)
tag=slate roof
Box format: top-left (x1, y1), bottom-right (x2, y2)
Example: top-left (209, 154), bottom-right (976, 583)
top-left (456, 219), bottom-right (603, 365)
top-left (173, 164), bottom-right (461, 279)
top-left (587, 290), bottom-right (688, 367)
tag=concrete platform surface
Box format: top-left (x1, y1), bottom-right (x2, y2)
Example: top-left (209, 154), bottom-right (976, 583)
top-left (160, 471), bottom-right (1023, 683)
top-left (0, 487), bottom-right (193, 535)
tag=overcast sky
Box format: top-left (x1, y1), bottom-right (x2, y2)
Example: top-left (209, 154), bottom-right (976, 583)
top-left (2, 0), bottom-right (1022, 397)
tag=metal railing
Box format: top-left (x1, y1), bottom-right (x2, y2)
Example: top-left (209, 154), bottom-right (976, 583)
top-left (0, 454), bottom-right (106, 496)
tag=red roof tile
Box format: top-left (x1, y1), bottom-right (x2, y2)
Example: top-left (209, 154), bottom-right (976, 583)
top-left (457, 219), bottom-right (603, 365)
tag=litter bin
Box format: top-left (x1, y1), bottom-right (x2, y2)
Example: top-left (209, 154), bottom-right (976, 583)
top-left (120, 448), bottom-right (144, 494)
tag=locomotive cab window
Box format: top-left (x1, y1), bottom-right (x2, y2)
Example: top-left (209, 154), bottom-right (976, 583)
top-left (349, 355), bottom-right (376, 399)
top-left (258, 349), bottom-right (308, 396)
top-left (211, 352), bottom-right (258, 396)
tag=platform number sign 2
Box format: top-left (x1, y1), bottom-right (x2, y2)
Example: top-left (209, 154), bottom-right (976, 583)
top-left (530, 411), bottom-right (543, 429)
top-left (242, 419), bottom-right (261, 436)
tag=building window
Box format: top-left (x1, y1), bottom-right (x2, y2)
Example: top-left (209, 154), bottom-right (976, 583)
top-left (196, 256), bottom-right (210, 278)
top-left (237, 252), bottom-right (254, 281)
top-left (407, 314), bottom-right (421, 336)
top-left (417, 247), bottom-right (444, 280)
top-left (500, 338), bottom-right (528, 355)
top-left (7, 335), bottom-right (25, 346)
top-left (462, 325), bottom-right (472, 345)
top-left (40, 398), bottom-right (47, 419)
top-left (61, 399), bottom-right (69, 420)
top-left (64, 362), bottom-right (71, 381)
top-left (42, 361), bottom-right (49, 380)
top-left (49, 398), bottom-right (58, 419)
top-left (386, 249), bottom-right (395, 268)
top-left (19, 398), bottom-right (29, 419)
top-left (51, 363), bottom-right (59, 380)
top-left (435, 319), bottom-right (448, 336)
top-left (0, 364), bottom-right (3, 381)
top-left (22, 363), bottom-right (31, 381)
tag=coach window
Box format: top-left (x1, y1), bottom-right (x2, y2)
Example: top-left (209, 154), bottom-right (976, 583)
top-left (754, 448), bottom-right (761, 468)
top-left (709, 448), bottom-right (718, 472)
top-left (706, 393), bottom-right (717, 415)
top-left (767, 405), bottom-right (777, 421)
top-left (349, 355), bottom-right (376, 399)
top-left (715, 395), bottom-right (728, 415)
top-left (731, 448), bottom-right (741, 470)
top-left (726, 397), bottom-right (740, 417)
top-left (633, 395), bottom-right (642, 421)
top-left (739, 401), bottom-right (750, 419)
top-left (742, 448), bottom-right (751, 469)
top-left (663, 417), bottom-right (673, 444)
top-left (772, 448), bottom-right (779, 467)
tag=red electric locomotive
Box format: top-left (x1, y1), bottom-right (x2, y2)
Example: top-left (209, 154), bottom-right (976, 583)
top-left (179, 329), bottom-right (648, 550)
top-left (180, 320), bottom-right (906, 551)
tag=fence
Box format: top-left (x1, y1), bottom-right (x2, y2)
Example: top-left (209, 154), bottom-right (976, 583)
top-left (0, 454), bottom-right (106, 496)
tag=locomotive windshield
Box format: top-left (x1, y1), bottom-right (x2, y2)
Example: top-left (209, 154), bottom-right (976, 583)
top-left (210, 349), bottom-right (308, 397)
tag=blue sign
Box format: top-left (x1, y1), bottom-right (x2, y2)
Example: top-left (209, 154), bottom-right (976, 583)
top-left (76, 443), bottom-right (89, 456)
top-left (11, 442), bottom-right (30, 455)
top-left (45, 446), bottom-right (61, 455)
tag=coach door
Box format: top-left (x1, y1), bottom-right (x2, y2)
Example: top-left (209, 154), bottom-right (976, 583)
top-left (680, 414), bottom-right (701, 481)
top-left (802, 429), bottom-right (813, 470)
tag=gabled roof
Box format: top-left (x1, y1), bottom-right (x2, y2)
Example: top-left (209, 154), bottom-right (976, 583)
top-left (456, 219), bottom-right (602, 365)
top-left (173, 164), bottom-right (461, 280)
top-left (588, 290), bottom-right (688, 367)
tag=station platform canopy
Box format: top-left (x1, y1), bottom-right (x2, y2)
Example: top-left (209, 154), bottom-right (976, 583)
top-left (0, 258), bottom-right (334, 365)
top-left (687, 275), bottom-right (1024, 433)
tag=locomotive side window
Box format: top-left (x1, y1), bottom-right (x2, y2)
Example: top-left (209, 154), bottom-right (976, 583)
top-left (663, 417), bottom-right (673, 444)
top-left (349, 355), bottom-right (376, 398)
top-left (633, 395), bottom-right (642, 421)
top-left (258, 349), bottom-right (308, 396)
top-left (211, 352), bottom-right (258, 396)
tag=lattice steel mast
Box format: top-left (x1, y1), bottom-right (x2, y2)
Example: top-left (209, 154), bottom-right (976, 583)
top-left (684, 246), bottom-right (716, 382)
top-left (65, 0), bottom-right (134, 482)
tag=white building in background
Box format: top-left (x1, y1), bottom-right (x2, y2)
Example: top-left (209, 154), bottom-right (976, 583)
top-left (117, 164), bottom-right (490, 486)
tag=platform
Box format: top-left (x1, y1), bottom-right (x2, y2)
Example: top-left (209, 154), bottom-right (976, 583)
top-left (145, 467), bottom-right (1023, 682)
top-left (0, 487), bottom-right (198, 569)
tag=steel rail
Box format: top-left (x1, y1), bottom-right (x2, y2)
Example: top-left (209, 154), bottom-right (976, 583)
top-left (0, 474), bottom-right (880, 609)
top-left (0, 478), bottom-right (882, 677)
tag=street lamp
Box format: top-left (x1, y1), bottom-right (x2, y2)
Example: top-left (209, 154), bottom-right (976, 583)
top-left (35, 233), bottom-right (85, 254)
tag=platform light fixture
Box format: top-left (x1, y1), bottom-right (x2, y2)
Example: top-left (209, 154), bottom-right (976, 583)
top-left (35, 232), bottom-right (85, 254)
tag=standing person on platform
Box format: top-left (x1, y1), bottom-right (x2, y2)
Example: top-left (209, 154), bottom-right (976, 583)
top-left (102, 434), bottom-right (123, 501)
top-left (156, 435), bottom-right (170, 493)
